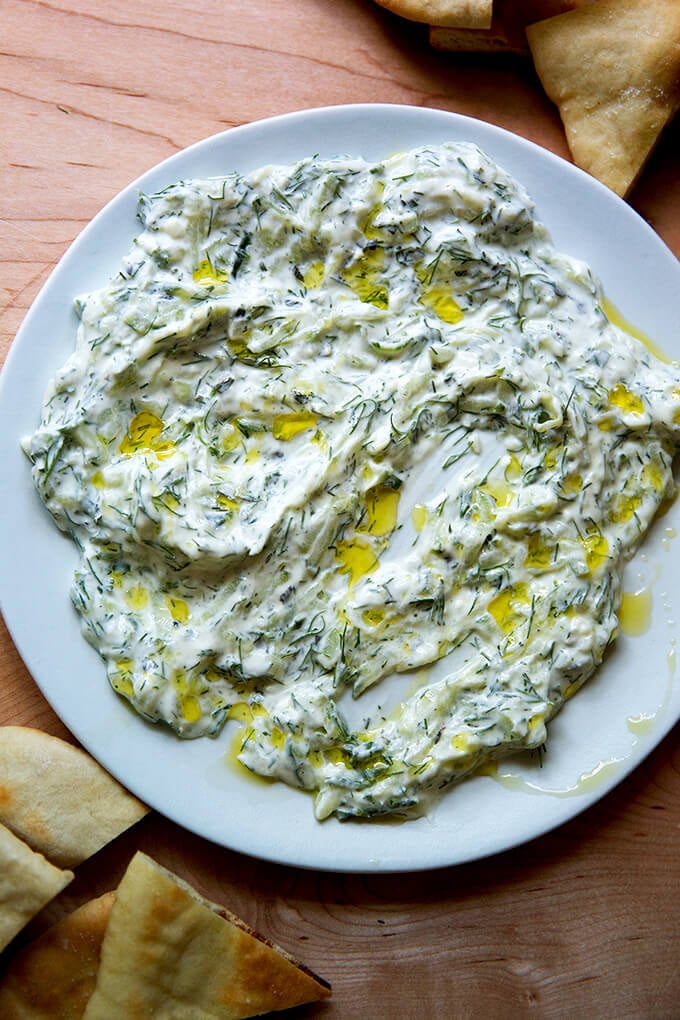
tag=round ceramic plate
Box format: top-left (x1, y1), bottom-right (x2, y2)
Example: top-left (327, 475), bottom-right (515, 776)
top-left (1, 104), bottom-right (679, 872)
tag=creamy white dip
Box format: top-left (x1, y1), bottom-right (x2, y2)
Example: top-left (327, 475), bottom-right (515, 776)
top-left (24, 143), bottom-right (680, 819)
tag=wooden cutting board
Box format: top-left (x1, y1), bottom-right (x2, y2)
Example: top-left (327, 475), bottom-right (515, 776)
top-left (1, 2), bottom-right (678, 1015)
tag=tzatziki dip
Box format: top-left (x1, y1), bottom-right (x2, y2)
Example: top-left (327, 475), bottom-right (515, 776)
top-left (24, 143), bottom-right (680, 820)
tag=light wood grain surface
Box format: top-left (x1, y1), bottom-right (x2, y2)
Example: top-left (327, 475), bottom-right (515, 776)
top-left (2, 2), bottom-right (679, 1017)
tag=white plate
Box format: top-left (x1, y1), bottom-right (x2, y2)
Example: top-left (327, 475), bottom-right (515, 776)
top-left (1, 104), bottom-right (679, 873)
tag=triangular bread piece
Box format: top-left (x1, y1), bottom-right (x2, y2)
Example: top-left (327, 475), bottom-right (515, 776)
top-left (0, 892), bottom-right (114, 1019)
top-left (0, 823), bottom-right (73, 953)
top-left (0, 727), bottom-right (148, 868)
top-left (84, 853), bottom-right (331, 1019)
top-left (527, 0), bottom-right (680, 196)
top-left (374, 0), bottom-right (492, 28)
top-left (430, 1), bottom-right (593, 54)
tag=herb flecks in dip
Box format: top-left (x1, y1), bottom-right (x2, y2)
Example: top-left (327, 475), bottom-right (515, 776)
top-left (25, 144), bottom-right (680, 819)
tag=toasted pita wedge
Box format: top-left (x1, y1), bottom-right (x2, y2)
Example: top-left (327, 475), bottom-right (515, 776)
top-left (430, 22), bottom-right (527, 53)
top-left (0, 727), bottom-right (148, 868)
top-left (84, 853), bottom-right (331, 1019)
top-left (430, 1), bottom-right (593, 54)
top-left (0, 823), bottom-right (73, 954)
top-left (0, 892), bottom-right (114, 1019)
top-left (375, 0), bottom-right (492, 29)
top-left (527, 0), bottom-right (680, 196)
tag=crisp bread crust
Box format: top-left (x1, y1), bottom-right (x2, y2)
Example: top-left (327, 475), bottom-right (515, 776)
top-left (0, 891), bottom-right (115, 1018)
top-left (527, 0), bottom-right (680, 195)
top-left (83, 853), bottom-right (330, 1019)
top-left (374, 0), bottom-right (492, 29)
top-left (0, 726), bottom-right (148, 868)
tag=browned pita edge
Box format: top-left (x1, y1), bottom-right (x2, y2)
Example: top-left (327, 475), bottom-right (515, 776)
top-left (0, 726), bottom-right (149, 869)
top-left (0, 892), bottom-right (115, 1020)
top-left (213, 902), bottom-right (332, 1005)
top-left (0, 823), bottom-right (74, 955)
top-left (429, 1), bottom-right (593, 54)
top-left (374, 0), bottom-right (493, 29)
top-left (84, 852), bottom-right (331, 1020)
top-left (527, 0), bottom-right (680, 196)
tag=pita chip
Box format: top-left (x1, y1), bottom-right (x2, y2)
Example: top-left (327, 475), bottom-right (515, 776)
top-left (430, 21), bottom-right (528, 54)
top-left (0, 727), bottom-right (148, 869)
top-left (0, 823), bottom-right (73, 954)
top-left (375, 0), bottom-right (493, 29)
top-left (527, 0), bottom-right (680, 196)
top-left (430, 1), bottom-right (593, 55)
top-left (0, 892), bottom-right (114, 1019)
top-left (84, 853), bottom-right (331, 1019)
